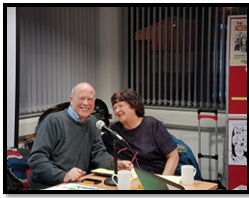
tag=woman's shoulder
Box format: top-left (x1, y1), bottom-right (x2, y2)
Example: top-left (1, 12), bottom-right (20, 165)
top-left (142, 116), bottom-right (165, 130)
top-left (143, 116), bottom-right (159, 123)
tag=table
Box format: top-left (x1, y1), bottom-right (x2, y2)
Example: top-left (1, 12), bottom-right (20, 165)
top-left (54, 173), bottom-right (218, 190)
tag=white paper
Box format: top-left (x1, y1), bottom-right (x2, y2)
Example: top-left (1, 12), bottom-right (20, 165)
top-left (228, 120), bottom-right (247, 165)
top-left (157, 175), bottom-right (182, 184)
top-left (45, 183), bottom-right (99, 190)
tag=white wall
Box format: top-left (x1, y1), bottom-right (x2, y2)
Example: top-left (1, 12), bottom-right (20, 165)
top-left (145, 108), bottom-right (226, 128)
top-left (19, 117), bottom-right (39, 137)
top-left (97, 7), bottom-right (128, 116)
top-left (7, 7), bottom-right (16, 147)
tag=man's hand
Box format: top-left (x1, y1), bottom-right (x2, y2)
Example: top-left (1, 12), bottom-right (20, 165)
top-left (117, 160), bottom-right (134, 171)
top-left (63, 167), bottom-right (86, 183)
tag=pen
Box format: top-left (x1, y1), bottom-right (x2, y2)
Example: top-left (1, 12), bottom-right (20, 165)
top-left (129, 151), bottom-right (138, 166)
top-left (83, 180), bottom-right (95, 185)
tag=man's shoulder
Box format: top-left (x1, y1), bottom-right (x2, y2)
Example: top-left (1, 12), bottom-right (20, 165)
top-left (41, 109), bottom-right (68, 124)
top-left (48, 109), bottom-right (67, 117)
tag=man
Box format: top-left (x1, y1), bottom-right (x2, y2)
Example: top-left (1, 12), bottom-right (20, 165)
top-left (28, 82), bottom-right (132, 190)
top-left (102, 88), bottom-right (179, 175)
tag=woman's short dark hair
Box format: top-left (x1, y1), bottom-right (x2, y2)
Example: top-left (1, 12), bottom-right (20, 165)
top-left (111, 88), bottom-right (145, 117)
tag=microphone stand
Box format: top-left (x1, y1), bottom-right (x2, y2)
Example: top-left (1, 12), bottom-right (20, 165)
top-left (104, 138), bottom-right (118, 186)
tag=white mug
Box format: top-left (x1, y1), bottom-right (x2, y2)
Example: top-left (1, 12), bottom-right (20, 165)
top-left (111, 170), bottom-right (131, 190)
top-left (181, 165), bottom-right (196, 185)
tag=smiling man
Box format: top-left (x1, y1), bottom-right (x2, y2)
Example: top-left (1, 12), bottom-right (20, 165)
top-left (27, 82), bottom-right (132, 190)
top-left (102, 88), bottom-right (179, 176)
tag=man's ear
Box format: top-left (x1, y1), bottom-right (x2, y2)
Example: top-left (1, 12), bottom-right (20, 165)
top-left (70, 96), bottom-right (73, 105)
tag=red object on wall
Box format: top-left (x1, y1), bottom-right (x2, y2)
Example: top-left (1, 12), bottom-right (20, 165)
top-left (227, 15), bottom-right (247, 190)
top-left (228, 166), bottom-right (247, 190)
top-left (228, 66), bottom-right (247, 115)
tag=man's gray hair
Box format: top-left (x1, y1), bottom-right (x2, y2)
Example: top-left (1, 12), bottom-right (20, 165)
top-left (70, 83), bottom-right (96, 98)
top-left (71, 87), bottom-right (75, 96)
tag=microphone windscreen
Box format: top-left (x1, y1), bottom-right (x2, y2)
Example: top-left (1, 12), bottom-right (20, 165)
top-left (96, 120), bottom-right (105, 130)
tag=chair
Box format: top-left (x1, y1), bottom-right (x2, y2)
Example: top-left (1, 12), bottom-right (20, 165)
top-left (23, 101), bottom-right (70, 149)
top-left (7, 147), bottom-right (29, 190)
top-left (17, 148), bottom-right (31, 182)
top-left (170, 134), bottom-right (226, 189)
top-left (36, 102), bottom-right (70, 127)
top-left (170, 134), bottom-right (203, 181)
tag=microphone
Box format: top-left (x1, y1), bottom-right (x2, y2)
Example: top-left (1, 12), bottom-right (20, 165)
top-left (96, 120), bottom-right (126, 143)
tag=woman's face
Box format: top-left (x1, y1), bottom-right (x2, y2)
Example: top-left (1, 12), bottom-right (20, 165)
top-left (113, 101), bottom-right (136, 124)
top-left (242, 36), bottom-right (247, 44)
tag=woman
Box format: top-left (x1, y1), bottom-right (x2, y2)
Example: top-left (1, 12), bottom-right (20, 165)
top-left (241, 36), bottom-right (247, 53)
top-left (102, 88), bottom-right (179, 175)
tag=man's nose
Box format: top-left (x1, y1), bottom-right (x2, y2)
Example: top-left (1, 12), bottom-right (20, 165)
top-left (82, 98), bottom-right (89, 104)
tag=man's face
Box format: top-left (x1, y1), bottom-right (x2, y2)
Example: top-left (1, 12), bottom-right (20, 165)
top-left (70, 85), bottom-right (95, 122)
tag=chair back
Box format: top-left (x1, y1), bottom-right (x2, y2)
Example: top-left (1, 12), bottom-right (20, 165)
top-left (7, 147), bottom-right (29, 190)
top-left (170, 134), bottom-right (203, 181)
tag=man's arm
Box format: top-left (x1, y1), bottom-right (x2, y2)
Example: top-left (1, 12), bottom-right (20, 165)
top-left (27, 119), bottom-right (66, 185)
top-left (90, 126), bottom-right (114, 169)
top-left (162, 149), bottom-right (179, 175)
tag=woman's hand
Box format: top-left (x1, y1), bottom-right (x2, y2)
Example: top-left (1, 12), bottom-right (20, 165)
top-left (117, 160), bottom-right (134, 171)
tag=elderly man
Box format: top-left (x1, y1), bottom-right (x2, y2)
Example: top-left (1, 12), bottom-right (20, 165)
top-left (28, 82), bottom-right (132, 190)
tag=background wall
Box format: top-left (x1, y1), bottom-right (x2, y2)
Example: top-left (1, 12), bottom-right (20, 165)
top-left (7, 7), bottom-right (16, 147)
top-left (14, 7), bottom-right (227, 185)
top-left (97, 7), bottom-right (128, 113)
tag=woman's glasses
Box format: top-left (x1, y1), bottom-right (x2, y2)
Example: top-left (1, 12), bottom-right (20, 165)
top-left (111, 147), bottom-right (138, 166)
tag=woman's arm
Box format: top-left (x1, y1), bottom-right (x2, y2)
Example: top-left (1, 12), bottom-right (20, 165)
top-left (162, 149), bottom-right (179, 175)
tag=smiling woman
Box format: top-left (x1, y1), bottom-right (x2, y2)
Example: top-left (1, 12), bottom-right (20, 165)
top-left (102, 88), bottom-right (179, 176)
